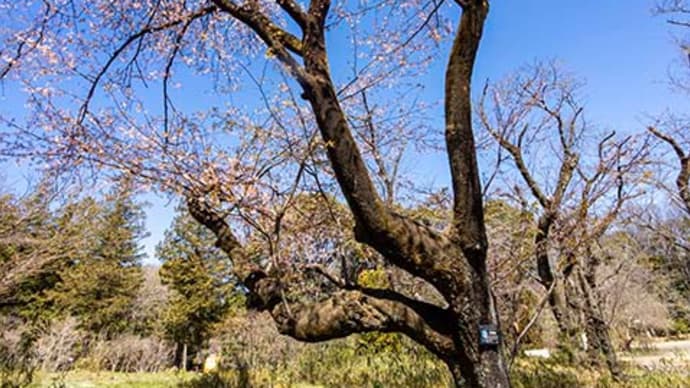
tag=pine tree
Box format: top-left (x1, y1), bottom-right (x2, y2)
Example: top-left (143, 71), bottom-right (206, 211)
top-left (157, 205), bottom-right (240, 370)
top-left (48, 182), bottom-right (147, 337)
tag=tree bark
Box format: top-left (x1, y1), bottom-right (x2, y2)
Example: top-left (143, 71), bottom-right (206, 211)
top-left (578, 263), bottom-right (621, 379)
top-left (447, 273), bottom-right (511, 387)
top-left (444, 1), bottom-right (510, 385)
top-left (535, 214), bottom-right (575, 337)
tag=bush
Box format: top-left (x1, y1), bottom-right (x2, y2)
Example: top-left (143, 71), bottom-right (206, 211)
top-left (78, 334), bottom-right (174, 372)
top-left (179, 371), bottom-right (249, 388)
top-left (32, 317), bottom-right (174, 374)
top-left (0, 323), bottom-right (37, 388)
top-left (511, 359), bottom-right (583, 388)
top-left (34, 317), bottom-right (85, 372)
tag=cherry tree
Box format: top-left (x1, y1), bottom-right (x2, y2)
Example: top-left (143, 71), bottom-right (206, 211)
top-left (635, 1), bottom-right (689, 287)
top-left (1, 0), bottom-right (512, 385)
top-left (477, 62), bottom-right (650, 376)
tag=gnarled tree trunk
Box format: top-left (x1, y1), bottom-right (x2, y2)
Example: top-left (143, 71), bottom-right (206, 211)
top-left (578, 258), bottom-right (621, 378)
top-left (188, 0), bottom-right (510, 386)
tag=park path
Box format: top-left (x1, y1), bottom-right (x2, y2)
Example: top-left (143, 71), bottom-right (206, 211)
top-left (620, 339), bottom-right (690, 368)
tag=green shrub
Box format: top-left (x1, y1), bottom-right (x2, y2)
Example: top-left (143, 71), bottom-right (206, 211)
top-left (511, 359), bottom-right (582, 388)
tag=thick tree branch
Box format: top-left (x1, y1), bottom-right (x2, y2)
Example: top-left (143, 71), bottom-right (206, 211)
top-left (677, 157), bottom-right (690, 214)
top-left (299, 0), bottom-right (388, 235)
top-left (304, 264), bottom-right (454, 336)
top-left (307, 0), bottom-right (331, 27)
top-left (648, 126), bottom-right (690, 214)
top-left (212, 0), bottom-right (304, 56)
top-left (270, 289), bottom-right (456, 358)
top-left (206, 0), bottom-right (467, 307)
top-left (187, 201), bottom-right (461, 361)
top-left (291, 0), bottom-right (468, 301)
top-left (211, 0), bottom-right (309, 88)
top-left (648, 126), bottom-right (686, 161)
top-left (277, 0), bottom-right (308, 29)
top-left (535, 213), bottom-right (556, 288)
top-left (186, 197), bottom-right (280, 309)
top-left (445, 0), bottom-right (489, 253)
top-left (187, 198), bottom-right (456, 358)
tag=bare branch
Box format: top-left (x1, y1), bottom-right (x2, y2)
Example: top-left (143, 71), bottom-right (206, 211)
top-left (649, 126), bottom-right (686, 160)
top-left (78, 6), bottom-right (217, 124)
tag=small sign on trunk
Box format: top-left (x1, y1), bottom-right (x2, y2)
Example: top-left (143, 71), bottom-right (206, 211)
top-left (479, 324), bottom-right (500, 347)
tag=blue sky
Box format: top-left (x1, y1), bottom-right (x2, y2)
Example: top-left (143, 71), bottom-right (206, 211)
top-left (405, 0), bottom-right (688, 213)
top-left (476, 0), bottom-right (687, 127)
top-left (1, 1), bottom-right (687, 264)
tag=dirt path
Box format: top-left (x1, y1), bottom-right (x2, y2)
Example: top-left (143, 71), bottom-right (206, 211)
top-left (620, 339), bottom-right (690, 369)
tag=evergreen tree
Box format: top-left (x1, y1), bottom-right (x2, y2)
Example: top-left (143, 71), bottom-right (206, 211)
top-left (0, 183), bottom-right (101, 323)
top-left (48, 182), bottom-right (147, 337)
top-left (10, 196), bottom-right (102, 322)
top-left (157, 205), bottom-right (240, 370)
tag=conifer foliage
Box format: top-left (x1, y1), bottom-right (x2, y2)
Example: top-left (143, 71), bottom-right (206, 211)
top-left (157, 205), bottom-right (239, 370)
top-left (48, 183), bottom-right (147, 336)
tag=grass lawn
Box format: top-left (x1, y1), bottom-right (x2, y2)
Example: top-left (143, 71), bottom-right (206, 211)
top-left (29, 371), bottom-right (324, 388)
top-left (30, 371), bottom-right (194, 388)
top-left (26, 363), bottom-right (690, 388)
